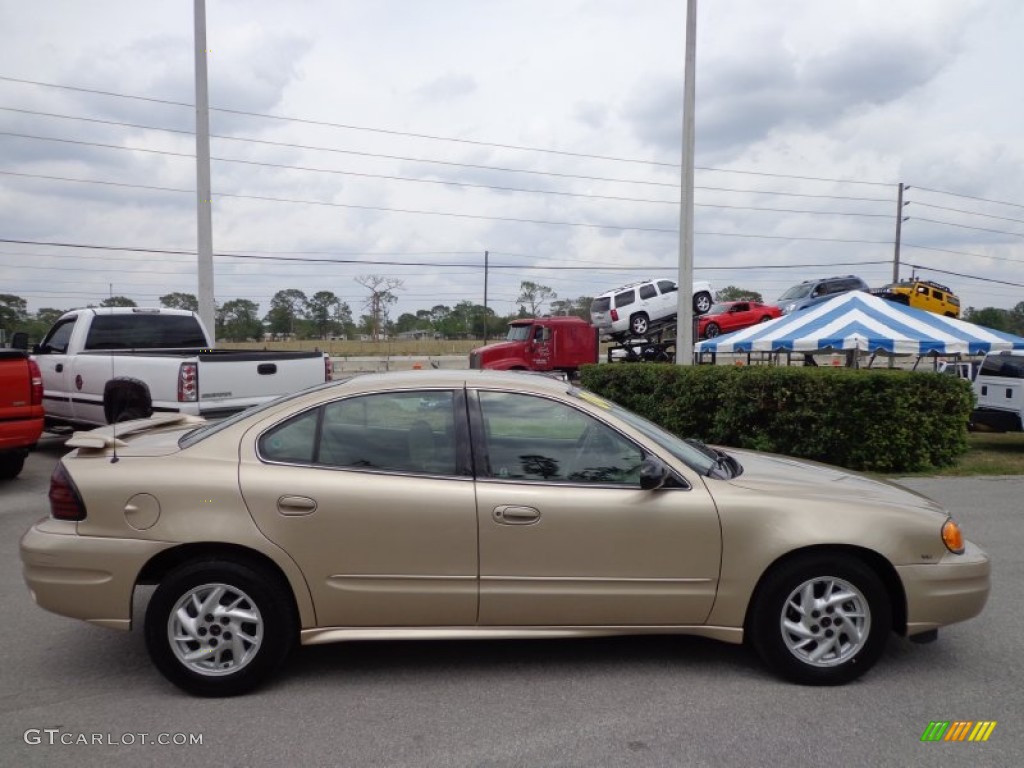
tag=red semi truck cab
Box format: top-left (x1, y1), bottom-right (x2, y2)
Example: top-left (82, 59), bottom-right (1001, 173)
top-left (469, 317), bottom-right (599, 375)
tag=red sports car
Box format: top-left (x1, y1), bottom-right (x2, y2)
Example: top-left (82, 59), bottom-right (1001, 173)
top-left (698, 301), bottom-right (782, 338)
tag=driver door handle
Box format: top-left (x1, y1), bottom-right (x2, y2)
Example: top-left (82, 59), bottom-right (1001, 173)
top-left (492, 505), bottom-right (541, 525)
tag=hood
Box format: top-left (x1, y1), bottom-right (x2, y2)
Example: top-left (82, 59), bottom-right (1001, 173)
top-left (471, 340), bottom-right (524, 361)
top-left (721, 449), bottom-right (948, 518)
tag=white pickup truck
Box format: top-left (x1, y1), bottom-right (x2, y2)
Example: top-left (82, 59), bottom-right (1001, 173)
top-left (31, 307), bottom-right (331, 428)
top-left (970, 350), bottom-right (1024, 432)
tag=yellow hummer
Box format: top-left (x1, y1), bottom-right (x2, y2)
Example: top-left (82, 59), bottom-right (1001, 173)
top-left (871, 279), bottom-right (961, 318)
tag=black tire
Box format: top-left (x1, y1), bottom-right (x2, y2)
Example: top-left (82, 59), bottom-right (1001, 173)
top-left (145, 559), bottom-right (296, 697)
top-left (630, 313), bottom-right (650, 336)
top-left (693, 292), bottom-right (713, 315)
top-left (760, 315), bottom-right (773, 323)
top-left (704, 322), bottom-right (720, 338)
top-left (0, 452), bottom-right (26, 480)
top-left (748, 554), bottom-right (891, 686)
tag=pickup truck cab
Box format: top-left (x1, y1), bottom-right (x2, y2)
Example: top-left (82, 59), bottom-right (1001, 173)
top-left (0, 341), bottom-right (44, 479)
top-left (32, 307), bottom-right (331, 428)
top-left (469, 316), bottom-right (599, 376)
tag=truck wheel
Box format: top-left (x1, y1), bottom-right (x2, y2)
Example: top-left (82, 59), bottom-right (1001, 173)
top-left (630, 313), bottom-right (650, 336)
top-left (704, 322), bottom-right (721, 338)
top-left (0, 452), bottom-right (26, 480)
top-left (694, 292), bottom-right (713, 315)
top-left (144, 559), bottom-right (296, 697)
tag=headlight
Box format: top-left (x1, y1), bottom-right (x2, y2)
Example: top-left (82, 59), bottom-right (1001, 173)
top-left (941, 518), bottom-right (965, 554)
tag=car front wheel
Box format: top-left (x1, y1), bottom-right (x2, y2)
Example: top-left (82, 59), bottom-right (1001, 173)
top-left (145, 559), bottom-right (296, 697)
top-left (704, 322), bottom-right (720, 338)
top-left (748, 554), bottom-right (890, 685)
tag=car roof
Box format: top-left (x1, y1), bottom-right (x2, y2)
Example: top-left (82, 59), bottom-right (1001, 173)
top-left (339, 368), bottom-right (574, 395)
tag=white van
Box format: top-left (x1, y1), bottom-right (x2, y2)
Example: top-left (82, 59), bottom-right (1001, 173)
top-left (971, 350), bottom-right (1024, 432)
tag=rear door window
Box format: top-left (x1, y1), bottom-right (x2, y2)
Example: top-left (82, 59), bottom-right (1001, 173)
top-left (639, 284), bottom-right (657, 300)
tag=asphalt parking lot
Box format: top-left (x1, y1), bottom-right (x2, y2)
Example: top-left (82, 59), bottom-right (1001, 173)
top-left (1, 436), bottom-right (1020, 768)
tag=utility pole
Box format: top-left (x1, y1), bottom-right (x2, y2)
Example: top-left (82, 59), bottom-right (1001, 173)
top-left (675, 0), bottom-right (698, 365)
top-left (194, 0), bottom-right (216, 336)
top-left (893, 182), bottom-right (907, 283)
top-left (483, 251), bottom-right (489, 344)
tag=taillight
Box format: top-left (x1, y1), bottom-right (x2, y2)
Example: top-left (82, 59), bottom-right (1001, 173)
top-left (49, 464), bottom-right (86, 521)
top-left (178, 362), bottom-right (198, 402)
top-left (610, 309), bottom-right (619, 321)
top-left (27, 358), bottom-right (43, 406)
top-left (325, 355), bottom-right (333, 382)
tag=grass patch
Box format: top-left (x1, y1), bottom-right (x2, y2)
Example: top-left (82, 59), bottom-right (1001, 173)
top-left (889, 432), bottom-right (1024, 477)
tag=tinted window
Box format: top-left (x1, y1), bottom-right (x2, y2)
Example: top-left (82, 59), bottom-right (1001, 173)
top-left (84, 314), bottom-right (207, 350)
top-left (979, 355), bottom-right (1024, 379)
top-left (639, 284), bottom-right (657, 300)
top-left (591, 297), bottom-right (611, 313)
top-left (657, 280), bottom-right (678, 294)
top-left (779, 284), bottom-right (813, 301)
top-left (477, 392), bottom-right (643, 485)
top-left (320, 391), bottom-right (457, 474)
top-left (260, 409), bottom-right (319, 463)
top-left (614, 290), bottom-right (636, 308)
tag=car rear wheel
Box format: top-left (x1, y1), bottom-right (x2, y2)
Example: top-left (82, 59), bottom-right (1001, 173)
top-left (694, 291), bottom-right (713, 314)
top-left (630, 313), bottom-right (650, 336)
top-left (748, 554), bottom-right (890, 685)
top-left (704, 322), bottom-right (721, 338)
top-left (145, 559), bottom-right (296, 697)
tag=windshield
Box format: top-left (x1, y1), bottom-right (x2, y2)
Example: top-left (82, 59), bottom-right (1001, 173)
top-left (570, 388), bottom-right (718, 476)
top-left (506, 325), bottom-right (532, 341)
top-left (778, 284), bottom-right (813, 301)
top-left (707, 303), bottom-right (731, 315)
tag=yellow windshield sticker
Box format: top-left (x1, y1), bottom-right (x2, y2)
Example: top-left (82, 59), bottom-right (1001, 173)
top-left (576, 391), bottom-right (612, 409)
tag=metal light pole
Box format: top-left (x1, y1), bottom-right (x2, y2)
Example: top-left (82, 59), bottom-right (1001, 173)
top-left (675, 0), bottom-right (698, 365)
top-left (194, 0), bottom-right (216, 336)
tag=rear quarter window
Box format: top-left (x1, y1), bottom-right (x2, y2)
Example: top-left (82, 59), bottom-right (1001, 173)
top-left (615, 290), bottom-right (636, 308)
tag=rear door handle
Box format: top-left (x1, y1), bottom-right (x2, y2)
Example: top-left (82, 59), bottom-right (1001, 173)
top-left (492, 505), bottom-right (540, 525)
top-left (277, 495), bottom-right (318, 516)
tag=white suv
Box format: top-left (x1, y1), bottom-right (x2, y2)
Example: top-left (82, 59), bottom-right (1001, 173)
top-left (590, 278), bottom-right (713, 339)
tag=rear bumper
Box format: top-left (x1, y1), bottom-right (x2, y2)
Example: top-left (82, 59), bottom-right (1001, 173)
top-left (0, 414), bottom-right (44, 452)
top-left (20, 518), bottom-right (173, 630)
top-left (896, 541), bottom-right (991, 636)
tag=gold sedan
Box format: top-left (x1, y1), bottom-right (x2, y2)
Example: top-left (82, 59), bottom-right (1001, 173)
top-left (21, 370), bottom-right (990, 696)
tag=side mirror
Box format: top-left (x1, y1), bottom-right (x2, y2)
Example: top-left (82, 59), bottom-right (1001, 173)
top-left (10, 332), bottom-right (29, 350)
top-left (639, 456), bottom-right (670, 490)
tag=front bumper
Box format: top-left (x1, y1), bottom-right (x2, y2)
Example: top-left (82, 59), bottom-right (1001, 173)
top-left (896, 540), bottom-right (991, 636)
top-left (20, 518), bottom-right (173, 630)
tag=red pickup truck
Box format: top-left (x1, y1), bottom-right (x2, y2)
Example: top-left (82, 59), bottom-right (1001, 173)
top-left (0, 346), bottom-right (45, 479)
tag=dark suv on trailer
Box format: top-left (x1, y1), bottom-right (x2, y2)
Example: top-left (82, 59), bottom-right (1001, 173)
top-left (776, 275), bottom-right (869, 315)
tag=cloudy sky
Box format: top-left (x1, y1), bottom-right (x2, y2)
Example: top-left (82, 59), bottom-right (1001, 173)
top-left (1, 0), bottom-right (1022, 327)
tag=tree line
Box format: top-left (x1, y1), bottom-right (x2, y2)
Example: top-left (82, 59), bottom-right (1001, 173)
top-left (3, 284), bottom-right (1021, 343)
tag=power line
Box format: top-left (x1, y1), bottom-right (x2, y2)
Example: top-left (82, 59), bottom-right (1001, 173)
top-left (1, 76), bottom-right (899, 187)
top-left (910, 185), bottom-right (1024, 211)
top-left (902, 263), bottom-right (1024, 289)
top-left (909, 201), bottom-right (1024, 225)
top-left (902, 243), bottom-right (1024, 265)
top-left (910, 217), bottom-right (1024, 239)
top-left (2, 105), bottom-right (902, 205)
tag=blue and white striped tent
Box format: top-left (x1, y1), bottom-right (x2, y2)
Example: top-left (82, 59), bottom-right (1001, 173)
top-left (695, 291), bottom-right (1024, 356)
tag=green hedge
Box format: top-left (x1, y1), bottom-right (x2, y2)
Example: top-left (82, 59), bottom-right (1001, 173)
top-left (578, 364), bottom-right (974, 473)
